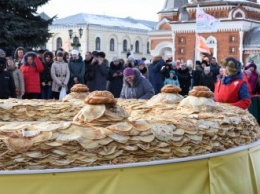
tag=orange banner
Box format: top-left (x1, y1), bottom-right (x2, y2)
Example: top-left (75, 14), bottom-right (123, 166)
top-left (196, 35), bottom-right (211, 54)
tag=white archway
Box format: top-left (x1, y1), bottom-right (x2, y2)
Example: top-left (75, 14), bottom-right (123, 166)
top-left (151, 41), bottom-right (173, 60)
top-left (206, 36), bottom-right (218, 59)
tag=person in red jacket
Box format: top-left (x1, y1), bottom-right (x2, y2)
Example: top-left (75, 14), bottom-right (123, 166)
top-left (20, 52), bottom-right (44, 99)
top-left (214, 57), bottom-right (251, 110)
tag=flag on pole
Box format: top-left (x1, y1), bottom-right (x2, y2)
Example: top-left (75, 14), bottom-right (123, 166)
top-left (196, 35), bottom-right (211, 54)
top-left (196, 7), bottom-right (220, 33)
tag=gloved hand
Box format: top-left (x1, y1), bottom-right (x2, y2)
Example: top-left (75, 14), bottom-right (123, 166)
top-left (42, 82), bottom-right (46, 87)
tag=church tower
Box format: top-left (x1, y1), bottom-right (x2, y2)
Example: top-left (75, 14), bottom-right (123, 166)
top-left (161, 0), bottom-right (189, 11)
top-left (158, 0), bottom-right (188, 20)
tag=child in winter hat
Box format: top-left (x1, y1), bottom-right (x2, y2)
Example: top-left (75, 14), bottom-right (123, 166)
top-left (164, 70), bottom-right (180, 87)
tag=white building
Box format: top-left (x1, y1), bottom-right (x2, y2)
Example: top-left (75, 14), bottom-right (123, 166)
top-left (47, 13), bottom-right (156, 61)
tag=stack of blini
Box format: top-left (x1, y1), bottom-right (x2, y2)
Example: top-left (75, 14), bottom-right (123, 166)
top-left (63, 84), bottom-right (90, 102)
top-left (0, 89), bottom-right (258, 170)
top-left (0, 98), bottom-right (84, 122)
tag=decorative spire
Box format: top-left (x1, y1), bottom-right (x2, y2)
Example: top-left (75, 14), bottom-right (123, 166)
top-left (161, 0), bottom-right (189, 11)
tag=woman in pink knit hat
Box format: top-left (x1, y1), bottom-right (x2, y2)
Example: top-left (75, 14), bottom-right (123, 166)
top-left (120, 67), bottom-right (154, 99)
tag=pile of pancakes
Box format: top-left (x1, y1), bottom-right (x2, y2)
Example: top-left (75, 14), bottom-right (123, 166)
top-left (0, 87), bottom-right (258, 170)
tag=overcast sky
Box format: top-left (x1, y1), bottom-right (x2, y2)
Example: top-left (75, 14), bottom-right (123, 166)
top-left (37, 0), bottom-right (165, 21)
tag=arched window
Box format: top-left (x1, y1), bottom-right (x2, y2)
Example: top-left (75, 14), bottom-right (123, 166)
top-left (123, 40), bottom-right (127, 52)
top-left (56, 37), bottom-right (62, 50)
top-left (135, 40), bottom-right (140, 53)
top-left (95, 37), bottom-right (101, 51)
top-left (147, 41), bottom-right (150, 54)
top-left (235, 12), bottom-right (243, 18)
top-left (110, 38), bottom-right (115, 51)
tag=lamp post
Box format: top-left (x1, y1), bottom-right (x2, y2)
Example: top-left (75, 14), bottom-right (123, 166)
top-left (68, 28), bottom-right (83, 49)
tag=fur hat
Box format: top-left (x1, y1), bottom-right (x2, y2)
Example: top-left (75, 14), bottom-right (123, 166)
top-left (127, 55), bottom-right (135, 63)
top-left (56, 51), bottom-right (63, 57)
top-left (0, 49), bottom-right (5, 56)
top-left (112, 56), bottom-right (120, 62)
top-left (127, 55), bottom-right (135, 62)
top-left (123, 67), bottom-right (135, 77)
top-left (71, 50), bottom-right (79, 56)
top-left (221, 57), bottom-right (241, 76)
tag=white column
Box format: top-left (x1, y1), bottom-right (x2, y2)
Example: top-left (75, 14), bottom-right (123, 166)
top-left (142, 43), bottom-right (146, 58)
top-left (117, 43), bottom-right (122, 58)
top-left (172, 32), bottom-right (176, 61)
top-left (46, 38), bottom-right (53, 52)
top-left (214, 43), bottom-right (217, 60)
top-left (239, 31), bottom-right (244, 63)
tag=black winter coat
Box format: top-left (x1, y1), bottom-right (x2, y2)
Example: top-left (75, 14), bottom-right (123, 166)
top-left (40, 51), bottom-right (53, 84)
top-left (178, 68), bottom-right (191, 96)
top-left (210, 64), bottom-right (220, 83)
top-left (199, 72), bottom-right (215, 92)
top-left (107, 62), bottom-right (124, 98)
top-left (0, 71), bottom-right (16, 99)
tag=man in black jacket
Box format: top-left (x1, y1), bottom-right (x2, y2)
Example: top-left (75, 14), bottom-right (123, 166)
top-left (0, 57), bottom-right (16, 99)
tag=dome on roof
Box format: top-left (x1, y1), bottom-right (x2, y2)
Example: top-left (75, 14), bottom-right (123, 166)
top-left (162, 0), bottom-right (189, 11)
top-left (244, 27), bottom-right (260, 48)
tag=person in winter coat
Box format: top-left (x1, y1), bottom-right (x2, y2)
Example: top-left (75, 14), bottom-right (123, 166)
top-left (138, 61), bottom-right (149, 79)
top-left (178, 64), bottom-right (191, 96)
top-left (199, 66), bottom-right (215, 92)
top-left (214, 57), bottom-right (251, 110)
top-left (125, 55), bottom-right (137, 68)
top-left (107, 56), bottom-right (124, 98)
top-left (243, 69), bottom-right (252, 95)
top-left (68, 50), bottom-right (85, 91)
top-left (86, 51), bottom-right (109, 91)
top-left (6, 58), bottom-right (25, 98)
top-left (164, 70), bottom-right (180, 87)
top-left (20, 52), bottom-right (44, 99)
top-left (40, 51), bottom-right (54, 99)
top-left (245, 63), bottom-right (259, 94)
top-left (210, 57), bottom-right (220, 83)
top-left (148, 56), bottom-right (165, 94)
top-left (14, 47), bottom-right (26, 69)
top-left (120, 67), bottom-right (154, 99)
top-left (0, 57), bottom-right (16, 99)
top-left (160, 61), bottom-right (173, 80)
top-left (193, 61), bottom-right (203, 87)
top-left (51, 51), bottom-right (70, 100)
top-left (84, 51), bottom-right (93, 84)
top-left (85, 51), bottom-right (97, 88)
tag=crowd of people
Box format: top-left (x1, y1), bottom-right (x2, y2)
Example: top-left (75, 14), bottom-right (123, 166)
top-left (0, 47), bottom-right (259, 110)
